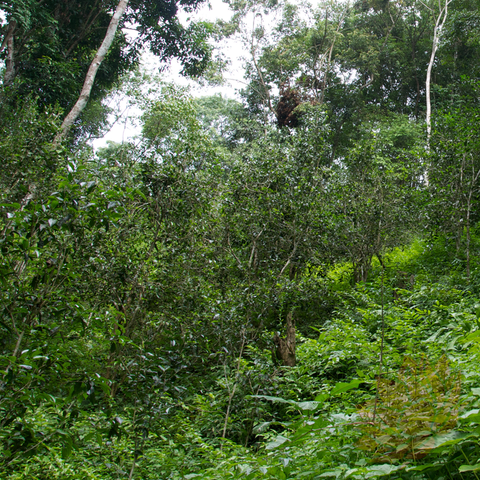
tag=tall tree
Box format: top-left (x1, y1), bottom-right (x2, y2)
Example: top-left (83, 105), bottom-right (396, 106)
top-left (429, 84), bottom-right (480, 278)
top-left (424, 0), bottom-right (452, 141)
top-left (56, 0), bottom-right (129, 141)
top-left (0, 0), bottom-right (213, 136)
top-left (329, 114), bottom-right (423, 282)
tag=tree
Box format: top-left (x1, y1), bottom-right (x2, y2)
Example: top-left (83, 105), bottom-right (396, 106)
top-left (329, 114), bottom-right (423, 282)
top-left (429, 84), bottom-right (480, 278)
top-left (0, 85), bottom-right (223, 471)
top-left (215, 104), bottom-right (334, 341)
top-left (0, 0), bottom-right (214, 137)
top-left (194, 93), bottom-right (268, 152)
top-left (424, 0), bottom-right (452, 141)
top-left (56, 0), bottom-right (129, 142)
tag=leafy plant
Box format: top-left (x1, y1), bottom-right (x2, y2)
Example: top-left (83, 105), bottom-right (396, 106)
top-left (357, 355), bottom-right (463, 462)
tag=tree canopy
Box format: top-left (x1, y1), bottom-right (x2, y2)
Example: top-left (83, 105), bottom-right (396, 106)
top-left (0, 0), bottom-right (214, 139)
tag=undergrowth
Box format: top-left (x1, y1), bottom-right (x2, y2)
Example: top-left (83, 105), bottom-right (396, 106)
top-left (4, 237), bottom-right (480, 479)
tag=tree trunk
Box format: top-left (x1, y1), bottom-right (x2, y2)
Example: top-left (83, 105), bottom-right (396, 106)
top-left (273, 312), bottom-right (296, 367)
top-left (3, 20), bottom-right (17, 86)
top-left (354, 256), bottom-right (371, 284)
top-left (55, 0), bottom-right (129, 143)
top-left (0, 19), bottom-right (16, 54)
top-left (426, 0), bottom-right (450, 144)
top-left (466, 193), bottom-right (471, 280)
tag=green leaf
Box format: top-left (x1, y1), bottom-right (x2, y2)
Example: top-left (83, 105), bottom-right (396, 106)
top-left (265, 435), bottom-right (289, 450)
top-left (406, 463), bottom-right (442, 472)
top-left (62, 441), bottom-right (72, 459)
top-left (460, 409), bottom-right (480, 418)
top-left (419, 431), bottom-right (471, 450)
top-left (251, 394), bottom-right (297, 406)
top-left (319, 468), bottom-right (344, 478)
top-left (252, 394), bottom-right (322, 412)
top-left (459, 464), bottom-right (480, 472)
top-left (296, 401), bottom-right (321, 411)
top-left (364, 464), bottom-right (403, 477)
top-left (461, 413), bottom-right (480, 423)
top-left (252, 421), bottom-right (273, 434)
top-left (330, 379), bottom-right (362, 396)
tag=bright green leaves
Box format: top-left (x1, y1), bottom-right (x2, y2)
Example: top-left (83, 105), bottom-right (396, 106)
top-left (141, 85), bottom-right (216, 172)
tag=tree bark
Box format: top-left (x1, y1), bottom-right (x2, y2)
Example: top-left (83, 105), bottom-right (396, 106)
top-left (2, 20), bottom-right (17, 86)
top-left (0, 20), bottom-right (16, 55)
top-left (55, 0), bottom-right (129, 143)
top-left (273, 312), bottom-right (296, 367)
top-left (425, 0), bottom-right (450, 143)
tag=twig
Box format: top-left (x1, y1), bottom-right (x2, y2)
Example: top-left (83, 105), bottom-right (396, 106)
top-left (372, 254), bottom-right (385, 424)
top-left (221, 328), bottom-right (246, 446)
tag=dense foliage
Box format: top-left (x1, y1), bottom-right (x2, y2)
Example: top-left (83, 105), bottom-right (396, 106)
top-left (0, 0), bottom-right (214, 140)
top-left (2, 0), bottom-right (480, 478)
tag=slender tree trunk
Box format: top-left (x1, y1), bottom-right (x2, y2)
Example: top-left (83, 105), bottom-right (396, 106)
top-left (425, 33), bottom-right (436, 142)
top-left (319, 13), bottom-right (345, 103)
top-left (3, 20), bottom-right (17, 86)
top-left (248, 9), bottom-right (276, 118)
top-left (455, 153), bottom-right (466, 254)
top-left (426, 0), bottom-right (450, 143)
top-left (55, 0), bottom-right (129, 143)
top-left (221, 330), bottom-right (246, 444)
top-left (0, 20), bottom-right (16, 54)
top-left (466, 191), bottom-right (471, 280)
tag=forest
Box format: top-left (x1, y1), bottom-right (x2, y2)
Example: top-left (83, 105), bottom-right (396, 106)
top-left (2, 0), bottom-right (480, 478)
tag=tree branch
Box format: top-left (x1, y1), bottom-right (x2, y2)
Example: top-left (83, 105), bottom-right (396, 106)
top-left (55, 0), bottom-right (129, 143)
